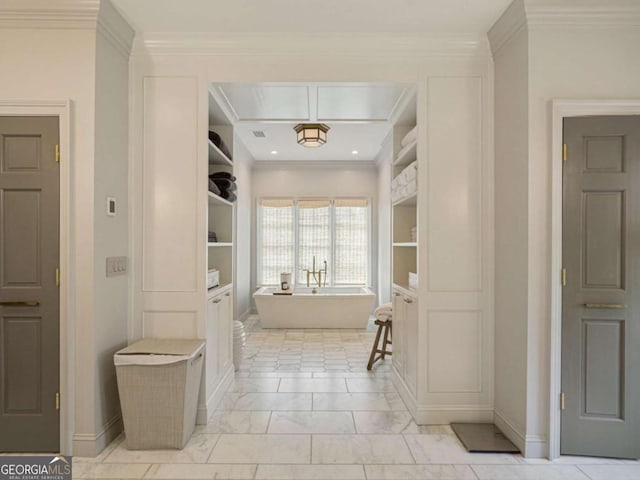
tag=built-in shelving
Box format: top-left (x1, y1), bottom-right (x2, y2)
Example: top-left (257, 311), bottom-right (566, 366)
top-left (391, 92), bottom-right (418, 299)
top-left (392, 139), bottom-right (417, 168)
top-left (208, 191), bottom-right (233, 207)
top-left (207, 282), bottom-right (233, 298)
top-left (208, 140), bottom-right (233, 166)
top-left (393, 192), bottom-right (417, 207)
top-left (207, 86), bottom-right (236, 293)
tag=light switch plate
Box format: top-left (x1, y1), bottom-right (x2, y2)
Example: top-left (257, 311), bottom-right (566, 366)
top-left (106, 256), bottom-right (127, 277)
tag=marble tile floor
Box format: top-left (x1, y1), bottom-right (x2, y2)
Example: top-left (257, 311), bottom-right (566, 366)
top-left (74, 316), bottom-right (640, 479)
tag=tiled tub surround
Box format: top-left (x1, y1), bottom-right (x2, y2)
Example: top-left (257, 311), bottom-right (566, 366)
top-left (74, 316), bottom-right (640, 479)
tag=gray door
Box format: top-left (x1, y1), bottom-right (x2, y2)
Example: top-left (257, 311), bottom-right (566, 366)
top-left (0, 116), bottom-right (60, 452)
top-left (562, 115), bottom-right (640, 459)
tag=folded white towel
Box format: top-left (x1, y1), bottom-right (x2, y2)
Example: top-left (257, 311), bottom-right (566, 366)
top-left (375, 303), bottom-right (392, 314)
top-left (396, 142), bottom-right (414, 162)
top-left (401, 126), bottom-right (418, 148)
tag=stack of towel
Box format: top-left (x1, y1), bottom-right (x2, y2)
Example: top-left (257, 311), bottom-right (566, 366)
top-left (391, 160), bottom-right (417, 203)
top-left (209, 171), bottom-right (237, 202)
top-left (374, 303), bottom-right (392, 322)
top-left (208, 130), bottom-right (233, 161)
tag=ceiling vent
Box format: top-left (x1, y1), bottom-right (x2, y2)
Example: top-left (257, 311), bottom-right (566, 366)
top-left (252, 130), bottom-right (266, 138)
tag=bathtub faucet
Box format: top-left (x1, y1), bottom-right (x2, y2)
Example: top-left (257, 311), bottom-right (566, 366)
top-left (304, 255), bottom-right (327, 288)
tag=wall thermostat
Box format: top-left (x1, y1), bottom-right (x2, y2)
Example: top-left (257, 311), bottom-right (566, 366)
top-left (107, 196), bottom-right (117, 216)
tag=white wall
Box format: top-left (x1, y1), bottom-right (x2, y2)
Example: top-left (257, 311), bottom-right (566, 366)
top-left (92, 3), bottom-right (132, 446)
top-left (490, 0), bottom-right (640, 457)
top-left (377, 138), bottom-right (393, 305)
top-left (0, 25), bottom-right (97, 455)
top-left (0, 0), bottom-right (133, 456)
top-left (526, 24), bottom-right (640, 453)
top-left (251, 164), bottom-right (379, 300)
top-left (490, 10), bottom-right (529, 451)
top-left (232, 139), bottom-right (253, 320)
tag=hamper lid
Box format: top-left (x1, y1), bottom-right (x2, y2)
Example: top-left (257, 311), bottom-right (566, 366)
top-left (114, 338), bottom-right (205, 366)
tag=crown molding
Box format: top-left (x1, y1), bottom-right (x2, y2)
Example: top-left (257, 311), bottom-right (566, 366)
top-left (526, 0), bottom-right (640, 27)
top-left (132, 32), bottom-right (491, 58)
top-left (97, 0), bottom-right (134, 58)
top-left (488, 0), bottom-right (640, 57)
top-left (487, 0), bottom-right (527, 57)
top-left (0, 0), bottom-right (100, 29)
top-left (252, 160), bottom-right (378, 170)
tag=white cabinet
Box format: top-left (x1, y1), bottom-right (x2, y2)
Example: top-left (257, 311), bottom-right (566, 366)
top-left (391, 291), bottom-right (404, 376)
top-left (217, 290), bottom-right (232, 376)
top-left (206, 286), bottom-right (233, 391)
top-left (404, 293), bottom-right (418, 396)
top-left (392, 287), bottom-right (418, 396)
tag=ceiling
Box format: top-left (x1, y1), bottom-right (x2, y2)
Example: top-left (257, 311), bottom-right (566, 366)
top-left (211, 83), bottom-right (414, 162)
top-left (110, 0), bottom-right (515, 162)
top-left (110, 0), bottom-right (512, 34)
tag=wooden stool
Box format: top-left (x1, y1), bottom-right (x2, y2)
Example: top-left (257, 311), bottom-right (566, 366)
top-left (367, 318), bottom-right (392, 370)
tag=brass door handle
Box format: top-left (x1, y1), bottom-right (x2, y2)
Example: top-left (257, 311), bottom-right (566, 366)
top-left (0, 301), bottom-right (40, 307)
top-left (584, 303), bottom-right (627, 309)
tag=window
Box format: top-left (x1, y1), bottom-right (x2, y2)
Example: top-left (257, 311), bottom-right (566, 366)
top-left (258, 199), bottom-right (294, 285)
top-left (258, 198), bottom-right (369, 286)
top-left (334, 199), bottom-right (369, 284)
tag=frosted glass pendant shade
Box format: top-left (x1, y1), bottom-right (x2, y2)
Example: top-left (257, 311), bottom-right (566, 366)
top-left (294, 123), bottom-right (329, 147)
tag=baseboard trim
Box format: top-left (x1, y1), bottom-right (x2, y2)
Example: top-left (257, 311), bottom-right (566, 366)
top-left (391, 368), bottom-right (417, 417)
top-left (494, 409), bottom-right (548, 458)
top-left (414, 405), bottom-right (494, 425)
top-left (73, 414), bottom-right (123, 457)
top-left (238, 309), bottom-right (252, 323)
top-left (494, 409), bottom-right (526, 452)
top-left (524, 434), bottom-right (548, 458)
top-left (196, 365), bottom-right (234, 424)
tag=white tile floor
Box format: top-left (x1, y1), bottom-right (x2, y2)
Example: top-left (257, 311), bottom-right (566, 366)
top-left (75, 316), bottom-right (640, 479)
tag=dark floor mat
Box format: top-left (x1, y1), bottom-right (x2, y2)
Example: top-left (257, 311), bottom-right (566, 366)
top-left (451, 423), bottom-right (520, 453)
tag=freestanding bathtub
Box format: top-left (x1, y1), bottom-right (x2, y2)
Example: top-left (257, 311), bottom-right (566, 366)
top-left (253, 287), bottom-right (376, 329)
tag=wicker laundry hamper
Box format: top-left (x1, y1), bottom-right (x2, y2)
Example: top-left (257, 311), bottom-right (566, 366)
top-left (114, 338), bottom-right (205, 450)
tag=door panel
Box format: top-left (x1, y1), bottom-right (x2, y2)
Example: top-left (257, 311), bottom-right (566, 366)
top-left (0, 116), bottom-right (59, 452)
top-left (582, 319), bottom-right (623, 418)
top-left (582, 191), bottom-right (624, 289)
top-left (562, 115), bottom-right (640, 459)
top-left (4, 317), bottom-right (42, 413)
top-left (2, 189), bottom-right (42, 286)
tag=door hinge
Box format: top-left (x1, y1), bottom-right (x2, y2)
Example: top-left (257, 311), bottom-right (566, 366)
top-left (560, 392), bottom-right (566, 410)
top-left (55, 392), bottom-right (60, 411)
top-left (562, 143), bottom-right (567, 162)
top-left (55, 268), bottom-right (60, 287)
top-left (55, 144), bottom-right (60, 163)
top-left (561, 268), bottom-right (567, 287)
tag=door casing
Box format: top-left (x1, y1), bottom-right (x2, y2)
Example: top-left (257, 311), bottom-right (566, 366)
top-left (0, 100), bottom-right (72, 454)
top-left (550, 99), bottom-right (640, 460)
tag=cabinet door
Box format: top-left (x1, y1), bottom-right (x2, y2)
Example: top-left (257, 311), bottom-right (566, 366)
top-left (206, 296), bottom-right (220, 390)
top-left (217, 291), bottom-right (232, 375)
top-left (391, 291), bottom-right (404, 376)
top-left (404, 295), bottom-right (418, 395)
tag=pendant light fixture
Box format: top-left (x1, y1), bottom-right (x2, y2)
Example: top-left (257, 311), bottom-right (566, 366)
top-left (294, 123), bottom-right (330, 147)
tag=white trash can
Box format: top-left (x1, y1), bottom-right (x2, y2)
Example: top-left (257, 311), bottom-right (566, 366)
top-left (114, 338), bottom-right (205, 450)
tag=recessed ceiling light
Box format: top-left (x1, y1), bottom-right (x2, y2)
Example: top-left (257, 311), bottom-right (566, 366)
top-left (352, 150), bottom-right (359, 155)
top-left (271, 150), bottom-right (278, 155)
